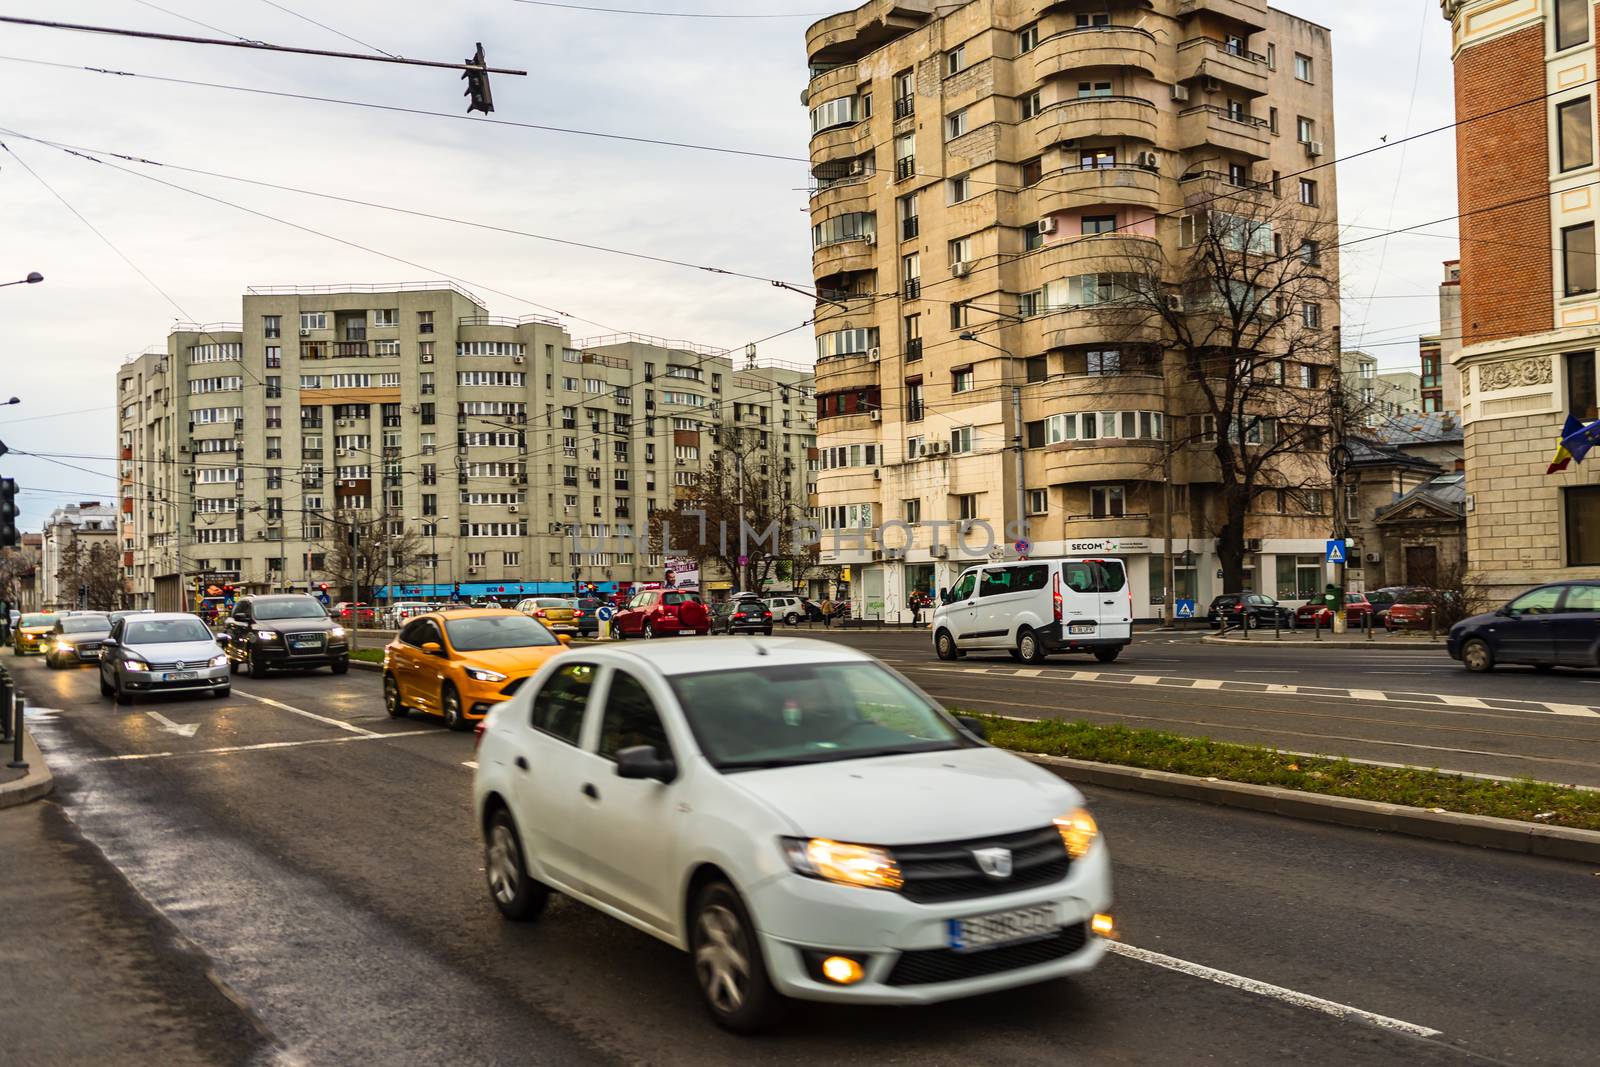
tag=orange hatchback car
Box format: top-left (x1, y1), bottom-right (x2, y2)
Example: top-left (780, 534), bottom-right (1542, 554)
top-left (383, 609), bottom-right (570, 730)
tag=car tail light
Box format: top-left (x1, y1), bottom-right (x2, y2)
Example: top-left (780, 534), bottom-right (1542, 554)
top-left (473, 720), bottom-right (487, 751)
top-left (574, 610), bottom-right (584, 618)
top-left (1052, 572), bottom-right (1062, 624)
top-left (534, 609), bottom-right (545, 617)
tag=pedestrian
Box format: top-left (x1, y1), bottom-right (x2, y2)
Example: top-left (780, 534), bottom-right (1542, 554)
top-left (821, 597), bottom-right (834, 628)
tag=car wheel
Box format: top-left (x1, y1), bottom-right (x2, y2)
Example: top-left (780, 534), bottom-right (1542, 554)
top-left (485, 807), bottom-right (549, 922)
top-left (1245, 615), bottom-right (1258, 630)
top-left (935, 629), bottom-right (959, 661)
top-left (1017, 627), bottom-right (1046, 665)
top-left (227, 653), bottom-right (239, 676)
top-left (114, 676), bottom-right (132, 706)
top-left (246, 648), bottom-right (269, 679)
top-left (45, 655), bottom-right (58, 670)
top-left (1093, 646), bottom-right (1122, 664)
top-left (330, 658), bottom-right (349, 675)
top-left (691, 880), bottom-right (783, 1034)
top-left (384, 674), bottom-right (408, 719)
top-left (642, 622), bottom-right (655, 640)
top-left (785, 612), bottom-right (799, 625)
top-left (99, 670), bottom-right (113, 697)
top-left (1461, 638), bottom-right (1494, 673)
top-left (441, 684), bottom-right (467, 731)
top-left (763, 627), bottom-right (773, 636)
top-left (211, 686), bottom-right (230, 699)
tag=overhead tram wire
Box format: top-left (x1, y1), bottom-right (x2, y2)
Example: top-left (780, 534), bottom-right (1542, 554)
top-left (127, 0), bottom-right (258, 43)
top-left (508, 1), bottom-right (829, 15)
top-left (253, 0), bottom-right (401, 59)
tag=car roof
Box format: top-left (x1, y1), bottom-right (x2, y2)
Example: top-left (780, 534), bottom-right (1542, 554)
top-left (128, 612), bottom-right (208, 623)
top-left (423, 607), bottom-right (523, 620)
top-left (573, 636), bottom-right (870, 678)
top-left (251, 593), bottom-right (316, 601)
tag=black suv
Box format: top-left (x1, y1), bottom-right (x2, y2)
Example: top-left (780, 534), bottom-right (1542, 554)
top-left (222, 594), bottom-right (350, 676)
top-left (1207, 593), bottom-right (1294, 630)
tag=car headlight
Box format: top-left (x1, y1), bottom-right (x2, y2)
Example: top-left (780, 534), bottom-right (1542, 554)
top-left (123, 659), bottom-right (149, 672)
top-left (255, 630), bottom-right (280, 642)
top-left (55, 638), bottom-right (75, 649)
top-left (210, 654), bottom-right (228, 668)
top-left (462, 666), bottom-right (507, 683)
top-left (781, 837), bottom-right (903, 891)
top-left (1054, 807), bottom-right (1098, 859)
top-left (329, 625), bottom-right (346, 639)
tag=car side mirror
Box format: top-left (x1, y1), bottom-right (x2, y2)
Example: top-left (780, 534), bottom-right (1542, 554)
top-left (420, 641), bottom-right (445, 656)
top-left (1498, 607), bottom-right (1515, 618)
top-left (101, 637), bottom-right (117, 647)
top-left (956, 715), bottom-right (988, 741)
top-left (557, 634), bottom-right (572, 646)
top-left (214, 633), bottom-right (231, 646)
top-left (616, 745), bottom-right (677, 784)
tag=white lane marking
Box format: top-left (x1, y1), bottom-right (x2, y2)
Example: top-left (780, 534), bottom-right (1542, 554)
top-left (1238, 669), bottom-right (1298, 674)
top-left (462, 760), bottom-right (479, 769)
top-left (1543, 703), bottom-right (1600, 718)
top-left (236, 690), bottom-right (377, 736)
top-left (1015, 669), bottom-right (1043, 678)
top-left (1107, 942), bottom-right (1442, 1039)
top-left (86, 729), bottom-right (439, 762)
top-left (1192, 679), bottom-right (1224, 690)
top-left (1439, 695), bottom-right (1490, 709)
top-left (1265, 684), bottom-right (1297, 694)
top-left (144, 711), bottom-right (199, 738)
top-left (1350, 689), bottom-right (1387, 701)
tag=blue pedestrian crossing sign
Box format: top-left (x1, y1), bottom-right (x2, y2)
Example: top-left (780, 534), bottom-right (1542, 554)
top-left (1325, 539), bottom-right (1347, 564)
top-left (1175, 599), bottom-right (1196, 619)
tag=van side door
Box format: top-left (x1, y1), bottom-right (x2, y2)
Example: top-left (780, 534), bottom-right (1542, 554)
top-left (1092, 558), bottom-right (1133, 639)
top-left (977, 563), bottom-right (1049, 648)
top-left (941, 569), bottom-right (981, 646)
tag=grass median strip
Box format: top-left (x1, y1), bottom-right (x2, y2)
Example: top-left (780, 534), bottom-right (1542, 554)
top-left (972, 713), bottom-right (1600, 832)
top-left (348, 648), bottom-right (385, 663)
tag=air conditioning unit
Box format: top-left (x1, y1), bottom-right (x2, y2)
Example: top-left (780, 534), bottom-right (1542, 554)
top-left (256, 530), bottom-right (266, 540)
top-left (467, 567), bottom-right (478, 575)
top-left (299, 329), bottom-right (311, 337)
top-left (336, 448), bottom-right (349, 457)
top-left (931, 543), bottom-right (949, 559)
top-left (951, 261), bottom-right (970, 277)
top-left (1244, 538), bottom-right (1263, 552)
top-left (1306, 141), bottom-right (1324, 158)
top-left (1137, 151), bottom-right (1160, 170)
top-left (512, 355), bottom-right (525, 364)
top-left (1037, 217), bottom-right (1057, 235)
top-left (508, 504), bottom-right (519, 513)
top-left (872, 468), bottom-right (882, 479)
top-left (1171, 83), bottom-right (1190, 103)
top-left (179, 443), bottom-right (190, 453)
top-left (1365, 552), bottom-right (1382, 564)
top-left (864, 233), bottom-right (877, 246)
top-left (869, 409), bottom-right (882, 422)
top-left (550, 522), bottom-right (564, 532)
top-left (848, 158), bottom-right (866, 175)
top-left (1166, 294), bottom-right (1185, 311)
top-left (868, 346), bottom-right (882, 361)
top-left (420, 353), bottom-right (434, 363)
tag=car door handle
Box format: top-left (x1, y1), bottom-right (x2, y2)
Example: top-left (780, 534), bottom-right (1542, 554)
top-left (582, 783), bottom-right (599, 800)
top-left (514, 757), bottom-right (529, 771)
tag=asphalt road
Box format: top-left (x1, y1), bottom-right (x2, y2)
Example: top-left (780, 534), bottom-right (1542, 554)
top-left (8, 648), bottom-right (1599, 1065)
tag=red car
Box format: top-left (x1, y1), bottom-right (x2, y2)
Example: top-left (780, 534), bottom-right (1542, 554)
top-left (331, 601), bottom-right (377, 626)
top-left (613, 589), bottom-right (710, 639)
top-left (1385, 589), bottom-right (1443, 631)
top-left (1293, 592), bottom-right (1376, 627)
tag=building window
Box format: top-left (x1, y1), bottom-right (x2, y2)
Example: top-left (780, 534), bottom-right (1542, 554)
top-left (263, 315), bottom-right (281, 338)
top-left (895, 134), bottom-right (916, 181)
top-left (1269, 107), bottom-right (1279, 134)
top-left (1090, 486), bottom-right (1125, 519)
top-left (1021, 156), bottom-right (1043, 186)
top-left (1081, 148), bottom-right (1115, 169)
top-left (949, 174), bottom-right (971, 203)
top-left (1026, 488), bottom-right (1048, 515)
top-left (1564, 223), bottom-right (1596, 295)
top-left (1088, 349), bottom-right (1121, 375)
top-left (1024, 226), bottom-right (1044, 251)
top-left (950, 301), bottom-right (969, 329)
top-left (903, 498), bottom-right (922, 524)
top-left (956, 494), bottom-right (978, 520)
top-left (1018, 22), bottom-right (1039, 53)
top-left (417, 310), bottom-right (434, 334)
top-left (1293, 53), bottom-right (1313, 82)
top-left (1567, 486), bottom-right (1600, 564)
top-left (1557, 0), bottom-right (1590, 52)
top-left (1076, 12), bottom-right (1109, 27)
top-left (946, 109), bottom-right (968, 140)
top-left (1300, 239), bottom-right (1321, 266)
top-left (1568, 351), bottom-right (1597, 420)
top-left (951, 426), bottom-right (973, 453)
top-left (904, 314), bottom-right (922, 362)
top-left (952, 367), bottom-right (974, 393)
top-left (1020, 91), bottom-right (1042, 120)
top-left (948, 236), bottom-right (972, 266)
top-left (1276, 554), bottom-right (1323, 600)
top-left (893, 69), bottom-right (914, 116)
top-left (898, 191), bottom-right (919, 238)
top-left (299, 312), bottom-right (325, 331)
top-left (946, 45), bottom-right (965, 75)
top-left (1298, 179), bottom-right (1318, 206)
top-left (1082, 214), bottom-right (1117, 235)
top-left (1558, 97), bottom-right (1594, 172)
top-left (1302, 303), bottom-right (1322, 329)
top-left (1296, 116), bottom-right (1315, 143)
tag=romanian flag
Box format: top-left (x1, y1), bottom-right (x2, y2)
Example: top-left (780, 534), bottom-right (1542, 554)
top-left (1549, 415), bottom-right (1586, 474)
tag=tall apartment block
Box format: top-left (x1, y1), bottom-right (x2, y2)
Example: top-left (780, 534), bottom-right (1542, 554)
top-left (1419, 259), bottom-right (1462, 413)
top-left (1441, 0), bottom-right (1599, 599)
top-left (116, 284), bottom-right (815, 610)
top-left (805, 0), bottom-right (1339, 619)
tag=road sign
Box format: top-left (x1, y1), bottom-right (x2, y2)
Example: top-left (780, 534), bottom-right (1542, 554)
top-left (596, 605), bottom-right (614, 621)
top-left (1014, 538), bottom-right (1031, 556)
top-left (1325, 539), bottom-right (1347, 564)
top-left (1175, 599), bottom-right (1196, 620)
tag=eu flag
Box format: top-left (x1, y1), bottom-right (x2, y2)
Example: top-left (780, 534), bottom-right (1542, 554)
top-left (1561, 415), bottom-right (1600, 464)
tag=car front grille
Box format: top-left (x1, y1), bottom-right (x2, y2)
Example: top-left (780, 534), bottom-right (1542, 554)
top-left (499, 677), bottom-right (526, 696)
top-left (884, 922), bottom-right (1089, 986)
top-left (894, 825), bottom-right (1071, 904)
top-left (285, 631), bottom-right (327, 652)
top-left (144, 661), bottom-right (206, 671)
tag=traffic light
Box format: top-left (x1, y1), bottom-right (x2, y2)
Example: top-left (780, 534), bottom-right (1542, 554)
top-left (318, 582), bottom-right (329, 592)
top-left (0, 477), bottom-right (18, 548)
top-left (462, 42), bottom-right (494, 114)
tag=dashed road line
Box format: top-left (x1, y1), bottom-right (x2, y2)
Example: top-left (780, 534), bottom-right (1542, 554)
top-left (86, 729), bottom-right (439, 763)
top-left (236, 690), bottom-right (378, 735)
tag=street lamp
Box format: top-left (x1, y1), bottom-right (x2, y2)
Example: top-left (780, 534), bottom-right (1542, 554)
top-left (411, 515), bottom-right (448, 601)
top-left (1, 398), bottom-right (19, 407)
top-left (0, 273), bottom-right (43, 288)
top-left (958, 332), bottom-right (1027, 546)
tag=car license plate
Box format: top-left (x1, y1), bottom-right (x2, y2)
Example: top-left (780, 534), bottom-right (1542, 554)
top-left (947, 903), bottom-right (1058, 952)
top-left (163, 671), bottom-right (198, 681)
top-left (290, 635), bottom-right (321, 648)
top-left (1068, 623), bottom-right (1095, 635)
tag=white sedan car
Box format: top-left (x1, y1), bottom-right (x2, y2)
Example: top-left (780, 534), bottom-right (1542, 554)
top-left (472, 637), bottom-right (1113, 1032)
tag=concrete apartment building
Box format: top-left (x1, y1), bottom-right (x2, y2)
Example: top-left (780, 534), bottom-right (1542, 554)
top-left (805, 0), bottom-right (1340, 619)
top-left (1342, 350), bottom-right (1424, 425)
top-left (1419, 259), bottom-right (1463, 412)
top-left (39, 501), bottom-right (118, 608)
top-left (1441, 0), bottom-right (1600, 599)
top-left (116, 284), bottom-right (815, 609)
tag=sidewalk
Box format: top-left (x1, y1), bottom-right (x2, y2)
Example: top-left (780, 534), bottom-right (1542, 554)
top-left (0, 726), bottom-right (53, 808)
top-left (1202, 627), bottom-right (1449, 651)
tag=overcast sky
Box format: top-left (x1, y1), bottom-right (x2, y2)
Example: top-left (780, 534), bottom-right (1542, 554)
top-left (0, 0), bottom-right (1458, 528)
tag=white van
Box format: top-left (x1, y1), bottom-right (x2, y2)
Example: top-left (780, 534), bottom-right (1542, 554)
top-left (931, 557), bottom-right (1133, 664)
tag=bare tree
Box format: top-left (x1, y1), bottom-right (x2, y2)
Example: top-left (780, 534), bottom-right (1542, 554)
top-left (0, 545), bottom-right (37, 611)
top-left (1106, 192), bottom-right (1346, 591)
top-left (651, 427), bottom-right (792, 593)
top-left (55, 540), bottom-right (123, 610)
top-left (314, 510), bottom-right (427, 601)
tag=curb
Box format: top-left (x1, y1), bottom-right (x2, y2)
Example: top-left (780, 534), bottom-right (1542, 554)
top-left (349, 659), bottom-right (383, 673)
top-left (1200, 633), bottom-right (1448, 652)
top-left (0, 729), bottom-right (54, 809)
top-left (1022, 751), bottom-right (1600, 865)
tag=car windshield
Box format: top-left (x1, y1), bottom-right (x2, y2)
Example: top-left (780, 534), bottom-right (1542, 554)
top-left (535, 599), bottom-right (571, 609)
top-left (253, 599), bottom-right (327, 620)
top-left (125, 618), bottom-right (213, 644)
top-left (669, 661), bottom-right (965, 771)
top-left (444, 615), bottom-right (558, 651)
top-left (1395, 591), bottom-right (1432, 605)
top-left (60, 616), bottom-right (109, 633)
top-left (20, 614), bottom-right (53, 627)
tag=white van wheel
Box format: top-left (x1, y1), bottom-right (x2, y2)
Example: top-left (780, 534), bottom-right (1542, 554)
top-left (935, 629), bottom-right (959, 661)
top-left (1017, 627), bottom-right (1046, 665)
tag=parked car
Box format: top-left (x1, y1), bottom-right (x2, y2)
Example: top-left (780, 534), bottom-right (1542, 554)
top-left (932, 557), bottom-right (1133, 664)
top-left (765, 595), bottom-right (811, 626)
top-left (222, 594), bottom-right (350, 676)
top-left (383, 609), bottom-right (570, 729)
top-left (1294, 592), bottom-right (1375, 628)
top-left (1384, 588), bottom-right (1446, 631)
top-left (45, 613), bottom-right (112, 668)
top-left (1450, 581), bottom-right (1599, 672)
top-left (99, 612), bottom-right (230, 705)
top-left (613, 589), bottom-right (710, 639)
top-left (330, 601), bottom-right (377, 626)
top-left (383, 601), bottom-right (433, 628)
top-left (472, 639), bottom-right (1112, 1032)
top-left (710, 598), bottom-right (773, 635)
top-left (515, 597), bottom-right (580, 635)
top-left (575, 597), bottom-right (607, 637)
top-left (1206, 594), bottom-right (1294, 630)
top-left (12, 612), bottom-right (57, 655)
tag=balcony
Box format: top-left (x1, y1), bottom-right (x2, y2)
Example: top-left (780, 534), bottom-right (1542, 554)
top-left (332, 341), bottom-right (369, 358)
top-left (807, 0), bottom-right (934, 67)
top-left (1038, 163), bottom-right (1163, 213)
top-left (805, 62), bottom-right (857, 105)
top-left (813, 236), bottom-right (878, 278)
top-left (1029, 305), bottom-right (1166, 351)
top-left (1178, 169), bottom-right (1277, 207)
top-left (1019, 374), bottom-right (1166, 417)
top-left (810, 176), bottom-right (875, 215)
top-left (1058, 515), bottom-right (1159, 540)
top-left (1016, 233), bottom-right (1161, 291)
top-left (1031, 27), bottom-right (1157, 80)
top-left (1177, 105), bottom-right (1272, 160)
top-left (1175, 0), bottom-right (1269, 34)
top-left (1043, 441), bottom-right (1166, 485)
top-left (1033, 97), bottom-right (1157, 152)
top-left (810, 120), bottom-right (873, 159)
top-left (1175, 37), bottom-right (1269, 96)
top-left (815, 352), bottom-right (880, 393)
top-left (893, 95), bottom-right (914, 119)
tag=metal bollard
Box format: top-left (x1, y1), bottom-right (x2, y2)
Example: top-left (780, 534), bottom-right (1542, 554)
top-left (1274, 612), bottom-right (1281, 640)
top-left (7, 691), bottom-right (25, 771)
top-left (1315, 613), bottom-right (1322, 641)
top-left (0, 670), bottom-right (9, 742)
top-left (1365, 610), bottom-right (1373, 641)
top-left (1241, 611), bottom-right (1250, 640)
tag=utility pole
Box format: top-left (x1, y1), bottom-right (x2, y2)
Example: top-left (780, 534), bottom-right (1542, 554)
top-left (1329, 365), bottom-right (1349, 636)
top-left (1010, 385), bottom-right (1025, 553)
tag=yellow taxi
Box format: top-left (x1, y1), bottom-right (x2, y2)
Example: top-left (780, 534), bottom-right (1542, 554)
top-left (514, 596), bottom-right (580, 635)
top-left (12, 612), bottom-right (58, 656)
top-left (382, 608), bottom-right (570, 730)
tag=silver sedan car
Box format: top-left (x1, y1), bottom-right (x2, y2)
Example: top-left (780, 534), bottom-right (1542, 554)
top-left (99, 612), bottom-right (231, 705)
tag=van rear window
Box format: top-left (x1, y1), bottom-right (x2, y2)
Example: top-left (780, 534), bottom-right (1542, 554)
top-left (1061, 560), bottom-right (1126, 593)
top-left (1093, 560), bottom-right (1126, 592)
